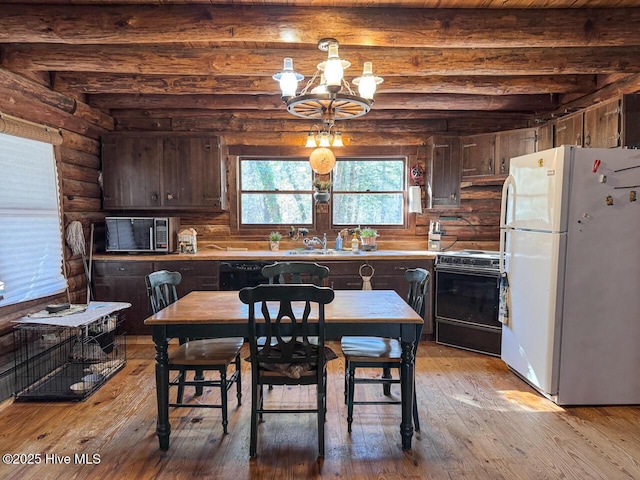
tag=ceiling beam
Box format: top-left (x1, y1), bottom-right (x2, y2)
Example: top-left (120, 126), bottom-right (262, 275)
top-left (53, 73), bottom-right (596, 96)
top-left (87, 92), bottom-right (556, 112)
top-left (7, 45), bottom-right (640, 77)
top-left (3, 6), bottom-right (640, 48)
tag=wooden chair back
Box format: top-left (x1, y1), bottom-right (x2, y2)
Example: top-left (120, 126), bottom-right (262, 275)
top-left (145, 270), bottom-right (182, 314)
top-left (405, 268), bottom-right (430, 317)
top-left (261, 261), bottom-right (330, 286)
top-left (239, 284), bottom-right (334, 374)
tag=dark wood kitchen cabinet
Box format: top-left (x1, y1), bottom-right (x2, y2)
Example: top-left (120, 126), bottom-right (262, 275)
top-left (460, 133), bottom-right (496, 178)
top-left (553, 111), bottom-right (584, 148)
top-left (92, 260), bottom-right (156, 336)
top-left (426, 135), bottom-right (461, 207)
top-left (92, 259), bottom-right (220, 335)
top-left (321, 258), bottom-right (435, 335)
top-left (494, 127), bottom-right (538, 175)
top-left (583, 95), bottom-right (640, 148)
top-left (102, 133), bottom-right (225, 210)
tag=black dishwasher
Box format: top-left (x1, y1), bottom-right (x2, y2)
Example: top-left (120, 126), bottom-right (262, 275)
top-left (219, 261), bottom-right (272, 290)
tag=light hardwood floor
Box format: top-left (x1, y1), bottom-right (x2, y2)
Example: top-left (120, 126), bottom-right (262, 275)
top-left (1, 341), bottom-right (639, 480)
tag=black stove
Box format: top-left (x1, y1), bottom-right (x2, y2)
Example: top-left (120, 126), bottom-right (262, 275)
top-left (436, 250), bottom-right (500, 271)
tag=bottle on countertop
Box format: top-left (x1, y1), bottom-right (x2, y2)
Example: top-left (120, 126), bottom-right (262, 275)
top-left (335, 233), bottom-right (343, 251)
top-left (351, 233), bottom-right (359, 252)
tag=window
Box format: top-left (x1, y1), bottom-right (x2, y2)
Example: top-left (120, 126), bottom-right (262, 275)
top-left (239, 158), bottom-right (313, 226)
top-left (0, 133), bottom-right (67, 306)
top-left (332, 158), bottom-right (405, 226)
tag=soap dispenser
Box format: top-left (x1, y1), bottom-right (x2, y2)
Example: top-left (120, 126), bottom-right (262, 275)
top-left (335, 233), bottom-right (343, 251)
top-left (351, 233), bottom-right (359, 252)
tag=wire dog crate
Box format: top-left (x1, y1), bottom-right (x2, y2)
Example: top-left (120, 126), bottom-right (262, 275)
top-left (13, 303), bottom-right (128, 401)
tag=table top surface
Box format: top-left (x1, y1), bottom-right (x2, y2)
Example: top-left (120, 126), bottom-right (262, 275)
top-left (145, 289), bottom-right (423, 326)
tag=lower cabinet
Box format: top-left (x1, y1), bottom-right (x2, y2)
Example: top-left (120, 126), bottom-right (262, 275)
top-left (321, 259), bottom-right (435, 336)
top-left (93, 260), bottom-right (219, 335)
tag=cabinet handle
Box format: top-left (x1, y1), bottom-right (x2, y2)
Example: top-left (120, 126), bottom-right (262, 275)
top-left (434, 144), bottom-right (450, 148)
top-left (462, 143), bottom-right (477, 148)
top-left (605, 107), bottom-right (621, 117)
top-left (488, 161), bottom-right (493, 173)
top-left (200, 283), bottom-right (217, 288)
top-left (584, 133), bottom-right (591, 147)
top-left (167, 193), bottom-right (174, 200)
top-left (151, 193), bottom-right (158, 201)
top-left (556, 125), bottom-right (567, 133)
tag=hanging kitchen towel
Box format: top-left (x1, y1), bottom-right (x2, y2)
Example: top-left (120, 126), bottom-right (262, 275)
top-left (499, 272), bottom-right (510, 324)
top-left (359, 263), bottom-right (374, 290)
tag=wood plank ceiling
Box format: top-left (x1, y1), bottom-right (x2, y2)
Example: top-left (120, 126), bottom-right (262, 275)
top-left (3, 0), bottom-right (640, 146)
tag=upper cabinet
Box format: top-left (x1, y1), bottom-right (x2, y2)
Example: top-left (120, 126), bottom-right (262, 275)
top-left (495, 127), bottom-right (538, 175)
top-left (461, 133), bottom-right (496, 178)
top-left (102, 133), bottom-right (226, 211)
top-left (427, 135), bottom-right (460, 207)
top-left (583, 95), bottom-right (640, 149)
top-left (553, 111), bottom-right (584, 148)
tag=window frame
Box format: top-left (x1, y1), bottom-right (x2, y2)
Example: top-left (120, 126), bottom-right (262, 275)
top-left (329, 156), bottom-right (408, 230)
top-left (237, 156), bottom-right (315, 229)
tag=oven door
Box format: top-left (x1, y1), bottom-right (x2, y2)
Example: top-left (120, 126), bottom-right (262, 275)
top-left (435, 267), bottom-right (501, 329)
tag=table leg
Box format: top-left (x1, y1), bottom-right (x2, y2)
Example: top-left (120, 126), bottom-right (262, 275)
top-left (153, 331), bottom-right (171, 451)
top-left (400, 338), bottom-right (415, 450)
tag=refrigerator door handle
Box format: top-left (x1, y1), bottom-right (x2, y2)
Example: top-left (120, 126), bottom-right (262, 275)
top-left (499, 175), bottom-right (515, 274)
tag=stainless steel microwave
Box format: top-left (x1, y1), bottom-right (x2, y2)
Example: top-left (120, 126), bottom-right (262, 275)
top-left (105, 217), bottom-right (180, 253)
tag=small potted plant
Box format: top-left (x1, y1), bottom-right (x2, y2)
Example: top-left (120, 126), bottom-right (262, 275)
top-left (312, 179), bottom-right (332, 204)
top-left (359, 227), bottom-right (378, 251)
top-left (269, 231), bottom-right (282, 251)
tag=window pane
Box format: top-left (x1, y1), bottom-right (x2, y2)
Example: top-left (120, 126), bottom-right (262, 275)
top-left (333, 193), bottom-right (404, 225)
top-left (333, 160), bottom-right (404, 191)
top-left (241, 160), bottom-right (311, 191)
top-left (241, 193), bottom-right (312, 224)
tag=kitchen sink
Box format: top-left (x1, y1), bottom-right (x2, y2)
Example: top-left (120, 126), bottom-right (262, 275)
top-left (286, 249), bottom-right (364, 256)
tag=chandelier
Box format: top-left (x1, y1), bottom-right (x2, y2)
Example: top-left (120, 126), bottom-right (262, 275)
top-left (273, 38), bottom-right (382, 174)
top-left (273, 38), bottom-right (383, 124)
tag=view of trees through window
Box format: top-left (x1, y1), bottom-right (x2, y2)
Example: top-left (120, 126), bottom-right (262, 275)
top-left (240, 159), bottom-right (313, 225)
top-left (333, 159), bottom-right (405, 225)
top-left (239, 157), bottom-right (406, 227)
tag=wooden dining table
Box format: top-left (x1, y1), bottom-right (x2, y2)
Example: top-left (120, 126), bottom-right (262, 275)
top-left (144, 289), bottom-right (423, 451)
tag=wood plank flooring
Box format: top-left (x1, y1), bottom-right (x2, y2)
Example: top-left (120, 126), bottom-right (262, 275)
top-left (0, 341), bottom-right (639, 480)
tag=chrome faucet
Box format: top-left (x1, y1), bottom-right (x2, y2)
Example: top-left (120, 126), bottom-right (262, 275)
top-left (304, 233), bottom-right (327, 251)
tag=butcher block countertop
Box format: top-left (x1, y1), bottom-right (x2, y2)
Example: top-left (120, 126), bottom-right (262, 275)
top-left (93, 248), bottom-right (438, 262)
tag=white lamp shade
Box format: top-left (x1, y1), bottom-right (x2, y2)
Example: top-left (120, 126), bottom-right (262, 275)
top-left (332, 131), bottom-right (344, 147)
top-left (323, 43), bottom-right (344, 88)
top-left (409, 185), bottom-right (423, 213)
top-left (305, 132), bottom-right (317, 148)
top-left (274, 57), bottom-right (302, 97)
top-left (318, 132), bottom-right (331, 147)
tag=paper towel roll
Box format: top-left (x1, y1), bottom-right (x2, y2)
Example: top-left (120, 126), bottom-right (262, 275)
top-left (408, 185), bottom-right (422, 213)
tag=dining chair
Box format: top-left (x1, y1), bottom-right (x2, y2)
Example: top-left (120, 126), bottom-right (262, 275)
top-left (261, 261), bottom-right (330, 286)
top-left (340, 267), bottom-right (429, 433)
top-left (145, 270), bottom-right (243, 434)
top-left (239, 283), bottom-right (335, 458)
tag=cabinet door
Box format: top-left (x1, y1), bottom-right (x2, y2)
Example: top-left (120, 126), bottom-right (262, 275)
top-left (155, 260), bottom-right (220, 297)
top-left (536, 123), bottom-right (554, 152)
top-left (583, 98), bottom-right (621, 148)
top-left (162, 136), bottom-right (222, 208)
top-left (92, 261), bottom-right (155, 335)
top-left (461, 134), bottom-right (496, 177)
top-left (428, 136), bottom-right (460, 207)
top-left (102, 136), bottom-right (162, 209)
top-left (495, 128), bottom-right (537, 175)
top-left (554, 113), bottom-right (583, 148)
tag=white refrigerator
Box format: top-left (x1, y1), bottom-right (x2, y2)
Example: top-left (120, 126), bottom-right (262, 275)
top-left (499, 146), bottom-right (640, 405)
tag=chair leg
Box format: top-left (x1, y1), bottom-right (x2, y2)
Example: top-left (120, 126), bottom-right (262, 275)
top-left (347, 367), bottom-right (355, 433)
top-left (176, 369), bottom-right (186, 403)
top-left (412, 388), bottom-right (420, 432)
top-left (250, 379), bottom-right (259, 458)
top-left (235, 354), bottom-right (242, 407)
top-left (318, 380), bottom-right (325, 457)
top-left (382, 367), bottom-right (392, 396)
top-left (344, 359), bottom-right (350, 405)
top-left (194, 368), bottom-right (205, 396)
top-left (220, 368), bottom-right (228, 434)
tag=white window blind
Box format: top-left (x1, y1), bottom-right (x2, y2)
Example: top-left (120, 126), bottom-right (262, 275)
top-left (0, 132), bottom-right (67, 306)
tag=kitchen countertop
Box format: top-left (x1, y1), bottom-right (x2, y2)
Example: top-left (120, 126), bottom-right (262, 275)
top-left (93, 249), bottom-right (438, 262)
